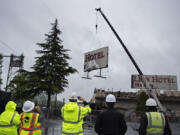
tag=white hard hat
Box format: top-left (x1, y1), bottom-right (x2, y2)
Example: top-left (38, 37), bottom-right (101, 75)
top-left (106, 94), bottom-right (116, 103)
top-left (146, 98), bottom-right (157, 106)
top-left (23, 101), bottom-right (35, 112)
top-left (69, 92), bottom-right (77, 100)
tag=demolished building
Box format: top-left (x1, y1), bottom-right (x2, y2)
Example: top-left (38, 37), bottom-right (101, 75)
top-left (90, 88), bottom-right (180, 117)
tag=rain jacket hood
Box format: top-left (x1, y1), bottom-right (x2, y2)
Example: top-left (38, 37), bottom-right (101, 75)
top-left (0, 101), bottom-right (20, 135)
top-left (5, 101), bottom-right (17, 111)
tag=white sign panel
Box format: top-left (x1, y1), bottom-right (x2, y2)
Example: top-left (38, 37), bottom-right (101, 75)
top-left (84, 47), bottom-right (108, 72)
top-left (131, 75), bottom-right (178, 90)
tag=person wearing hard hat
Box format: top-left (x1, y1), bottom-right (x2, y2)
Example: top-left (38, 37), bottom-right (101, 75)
top-left (0, 101), bottom-right (21, 135)
top-left (95, 94), bottom-right (127, 135)
top-left (139, 98), bottom-right (171, 135)
top-left (19, 101), bottom-right (44, 135)
top-left (61, 92), bottom-right (91, 135)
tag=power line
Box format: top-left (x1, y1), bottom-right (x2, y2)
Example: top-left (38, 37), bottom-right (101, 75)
top-left (0, 39), bottom-right (18, 54)
top-left (40, 0), bottom-right (56, 18)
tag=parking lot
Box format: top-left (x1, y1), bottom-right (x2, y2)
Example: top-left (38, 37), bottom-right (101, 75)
top-left (42, 119), bottom-right (180, 135)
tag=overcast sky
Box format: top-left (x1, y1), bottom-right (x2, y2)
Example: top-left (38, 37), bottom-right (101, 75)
top-left (0, 0), bottom-right (180, 102)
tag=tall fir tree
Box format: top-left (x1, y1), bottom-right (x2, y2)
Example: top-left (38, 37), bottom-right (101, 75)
top-left (31, 19), bottom-right (77, 116)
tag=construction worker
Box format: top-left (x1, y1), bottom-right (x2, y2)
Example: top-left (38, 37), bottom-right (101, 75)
top-left (139, 98), bottom-right (171, 135)
top-left (19, 100), bottom-right (44, 135)
top-left (61, 92), bottom-right (91, 135)
top-left (95, 94), bottom-right (127, 135)
top-left (0, 101), bottom-right (21, 135)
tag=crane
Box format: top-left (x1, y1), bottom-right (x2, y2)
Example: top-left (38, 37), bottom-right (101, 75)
top-left (95, 8), bottom-right (165, 112)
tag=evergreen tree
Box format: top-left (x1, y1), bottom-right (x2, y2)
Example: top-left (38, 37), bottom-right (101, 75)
top-left (136, 90), bottom-right (149, 114)
top-left (6, 70), bottom-right (36, 100)
top-left (31, 19), bottom-right (77, 116)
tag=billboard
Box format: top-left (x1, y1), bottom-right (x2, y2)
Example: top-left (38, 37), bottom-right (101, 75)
top-left (131, 75), bottom-right (178, 90)
top-left (10, 55), bottom-right (24, 67)
top-left (84, 47), bottom-right (108, 72)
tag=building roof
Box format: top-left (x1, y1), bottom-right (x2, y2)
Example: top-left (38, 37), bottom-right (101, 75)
top-left (91, 88), bottom-right (180, 102)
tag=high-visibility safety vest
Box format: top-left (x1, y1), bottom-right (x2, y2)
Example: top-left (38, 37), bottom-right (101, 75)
top-left (146, 112), bottom-right (165, 135)
top-left (0, 101), bottom-right (21, 135)
top-left (61, 102), bottom-right (91, 135)
top-left (19, 112), bottom-right (41, 135)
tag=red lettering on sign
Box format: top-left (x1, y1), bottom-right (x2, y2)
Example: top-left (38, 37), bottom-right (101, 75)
top-left (85, 51), bottom-right (105, 62)
top-left (152, 77), bottom-right (175, 83)
top-left (167, 78), bottom-right (175, 83)
top-left (133, 76), bottom-right (137, 81)
top-left (134, 83), bottom-right (143, 87)
top-left (152, 77), bottom-right (157, 82)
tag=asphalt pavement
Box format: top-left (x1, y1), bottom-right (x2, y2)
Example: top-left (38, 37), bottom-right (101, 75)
top-left (41, 119), bottom-right (180, 135)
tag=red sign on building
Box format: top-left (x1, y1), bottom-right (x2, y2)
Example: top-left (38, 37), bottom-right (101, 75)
top-left (131, 75), bottom-right (178, 90)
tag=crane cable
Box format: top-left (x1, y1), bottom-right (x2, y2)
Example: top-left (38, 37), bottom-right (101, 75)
top-left (95, 9), bottom-right (109, 78)
top-left (0, 40), bottom-right (18, 54)
top-left (95, 10), bottom-right (98, 34)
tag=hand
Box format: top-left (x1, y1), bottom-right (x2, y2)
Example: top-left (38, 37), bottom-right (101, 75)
top-left (78, 96), bottom-right (85, 102)
top-left (34, 105), bottom-right (40, 111)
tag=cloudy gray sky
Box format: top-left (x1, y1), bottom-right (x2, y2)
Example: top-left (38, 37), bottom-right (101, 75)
top-left (0, 0), bottom-right (180, 102)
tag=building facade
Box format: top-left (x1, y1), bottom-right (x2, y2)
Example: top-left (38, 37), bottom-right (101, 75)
top-left (90, 88), bottom-right (180, 117)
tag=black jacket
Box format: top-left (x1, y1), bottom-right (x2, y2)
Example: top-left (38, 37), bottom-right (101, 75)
top-left (139, 112), bottom-right (171, 135)
top-left (95, 108), bottom-right (127, 135)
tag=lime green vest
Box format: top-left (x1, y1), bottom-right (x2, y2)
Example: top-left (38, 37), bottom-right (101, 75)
top-left (61, 102), bottom-right (91, 135)
top-left (19, 112), bottom-right (41, 135)
top-left (146, 112), bottom-right (165, 135)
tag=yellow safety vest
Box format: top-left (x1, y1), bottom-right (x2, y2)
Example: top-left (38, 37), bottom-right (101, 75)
top-left (61, 102), bottom-right (91, 135)
top-left (19, 112), bottom-right (41, 135)
top-left (146, 112), bottom-right (165, 135)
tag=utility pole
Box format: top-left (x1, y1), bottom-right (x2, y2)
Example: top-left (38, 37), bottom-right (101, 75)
top-left (2, 54), bottom-right (24, 92)
top-left (95, 8), bottom-right (165, 112)
top-left (0, 54), bottom-right (3, 90)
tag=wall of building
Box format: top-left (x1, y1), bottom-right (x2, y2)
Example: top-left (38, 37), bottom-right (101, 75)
top-left (91, 88), bottom-right (180, 116)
